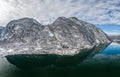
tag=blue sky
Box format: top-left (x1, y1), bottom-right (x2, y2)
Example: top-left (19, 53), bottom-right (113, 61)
top-left (0, 0), bottom-right (120, 35)
top-left (96, 24), bottom-right (120, 35)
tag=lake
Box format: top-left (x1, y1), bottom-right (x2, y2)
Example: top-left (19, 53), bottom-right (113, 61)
top-left (0, 42), bottom-right (120, 77)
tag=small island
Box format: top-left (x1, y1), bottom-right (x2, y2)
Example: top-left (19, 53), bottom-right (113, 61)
top-left (0, 17), bottom-right (111, 69)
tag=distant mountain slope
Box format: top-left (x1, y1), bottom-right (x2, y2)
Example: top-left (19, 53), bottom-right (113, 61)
top-left (109, 35), bottom-right (120, 42)
top-left (0, 17), bottom-right (111, 56)
top-left (0, 26), bottom-right (5, 38)
top-left (0, 26), bottom-right (4, 34)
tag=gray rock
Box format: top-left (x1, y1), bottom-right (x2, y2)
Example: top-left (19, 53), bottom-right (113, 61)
top-left (49, 17), bottom-right (111, 49)
top-left (0, 17), bottom-right (111, 56)
top-left (109, 35), bottom-right (120, 42)
top-left (0, 26), bottom-right (5, 37)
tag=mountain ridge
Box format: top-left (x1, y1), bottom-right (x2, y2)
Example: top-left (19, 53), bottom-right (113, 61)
top-left (109, 35), bottom-right (120, 42)
top-left (0, 17), bottom-right (111, 56)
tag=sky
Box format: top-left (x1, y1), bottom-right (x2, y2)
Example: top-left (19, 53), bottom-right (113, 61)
top-left (0, 0), bottom-right (120, 35)
top-left (96, 24), bottom-right (120, 35)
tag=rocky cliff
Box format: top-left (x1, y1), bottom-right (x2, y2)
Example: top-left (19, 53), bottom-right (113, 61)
top-left (0, 17), bottom-right (111, 56)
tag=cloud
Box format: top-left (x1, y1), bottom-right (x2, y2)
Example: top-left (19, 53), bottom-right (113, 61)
top-left (0, 0), bottom-right (120, 26)
top-left (106, 32), bottom-right (120, 36)
top-left (105, 29), bottom-right (120, 35)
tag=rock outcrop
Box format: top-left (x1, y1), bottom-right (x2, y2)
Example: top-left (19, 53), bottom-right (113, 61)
top-left (0, 17), bottom-right (111, 56)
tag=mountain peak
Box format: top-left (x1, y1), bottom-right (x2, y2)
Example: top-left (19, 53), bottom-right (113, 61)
top-left (54, 17), bottom-right (68, 22)
top-left (56, 17), bottom-right (67, 20)
top-left (69, 17), bottom-right (78, 20)
top-left (56, 17), bottom-right (79, 21)
top-left (6, 18), bottom-right (41, 27)
top-left (5, 17), bottom-right (44, 32)
top-left (2, 18), bottom-right (45, 42)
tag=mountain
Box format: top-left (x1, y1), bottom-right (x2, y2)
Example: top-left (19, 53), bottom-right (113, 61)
top-left (109, 35), bottom-right (120, 42)
top-left (0, 17), bottom-right (111, 56)
top-left (0, 26), bottom-right (4, 34)
top-left (0, 26), bottom-right (5, 39)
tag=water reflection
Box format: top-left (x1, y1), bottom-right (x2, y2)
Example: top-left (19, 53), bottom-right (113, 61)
top-left (0, 58), bottom-right (20, 77)
top-left (80, 42), bottom-right (120, 69)
top-left (102, 42), bottom-right (120, 55)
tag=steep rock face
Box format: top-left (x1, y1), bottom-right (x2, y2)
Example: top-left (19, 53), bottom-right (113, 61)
top-left (0, 17), bottom-right (111, 56)
top-left (49, 17), bottom-right (110, 49)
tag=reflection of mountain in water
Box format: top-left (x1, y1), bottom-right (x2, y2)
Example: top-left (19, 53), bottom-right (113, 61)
top-left (2, 43), bottom-right (120, 77)
top-left (80, 42), bottom-right (120, 69)
top-left (6, 43), bottom-right (109, 69)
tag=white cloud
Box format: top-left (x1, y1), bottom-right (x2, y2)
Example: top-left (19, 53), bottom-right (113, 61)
top-left (0, 0), bottom-right (120, 26)
top-left (106, 32), bottom-right (120, 36)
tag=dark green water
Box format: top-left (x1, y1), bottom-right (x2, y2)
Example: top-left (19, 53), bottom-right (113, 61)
top-left (1, 42), bottom-right (120, 77)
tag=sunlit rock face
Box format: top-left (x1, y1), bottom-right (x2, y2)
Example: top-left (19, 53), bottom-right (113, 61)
top-left (0, 17), bottom-right (111, 56)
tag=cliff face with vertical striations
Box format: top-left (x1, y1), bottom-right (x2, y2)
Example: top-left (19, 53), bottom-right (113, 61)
top-left (0, 17), bottom-right (111, 56)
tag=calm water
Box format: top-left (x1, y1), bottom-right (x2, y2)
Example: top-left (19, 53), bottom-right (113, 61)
top-left (0, 42), bottom-right (120, 77)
